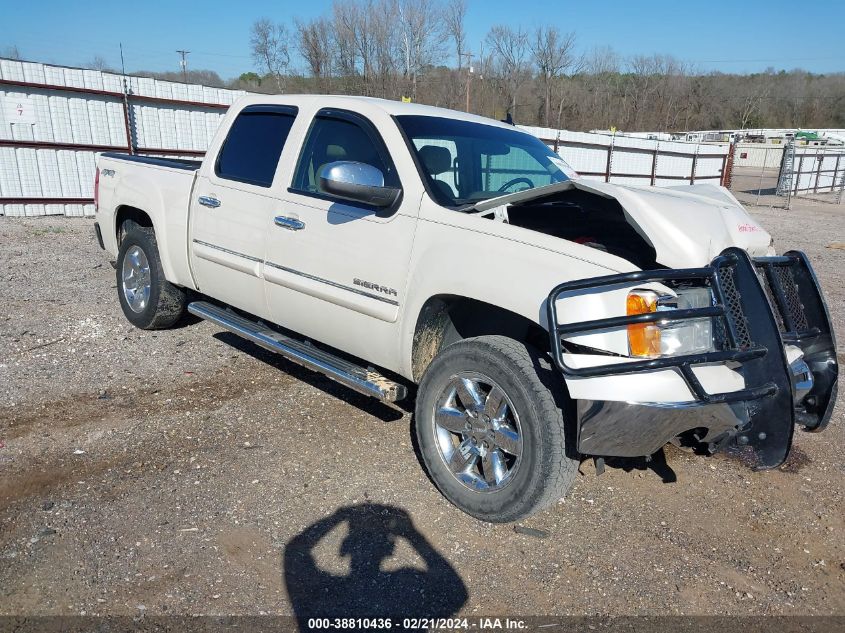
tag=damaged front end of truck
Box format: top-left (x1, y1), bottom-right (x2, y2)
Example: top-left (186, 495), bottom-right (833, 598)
top-left (467, 177), bottom-right (837, 469)
top-left (547, 247), bottom-right (837, 469)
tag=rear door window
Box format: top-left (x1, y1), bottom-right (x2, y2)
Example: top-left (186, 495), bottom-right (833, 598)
top-left (215, 105), bottom-right (298, 187)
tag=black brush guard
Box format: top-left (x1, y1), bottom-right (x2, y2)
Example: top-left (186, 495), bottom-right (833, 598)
top-left (546, 247), bottom-right (838, 468)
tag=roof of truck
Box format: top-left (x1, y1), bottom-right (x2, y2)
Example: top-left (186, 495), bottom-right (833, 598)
top-left (233, 93), bottom-right (516, 130)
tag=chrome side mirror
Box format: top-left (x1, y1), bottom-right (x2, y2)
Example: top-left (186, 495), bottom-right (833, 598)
top-left (317, 161), bottom-right (401, 208)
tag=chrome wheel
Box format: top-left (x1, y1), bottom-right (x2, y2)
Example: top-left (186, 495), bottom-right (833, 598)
top-left (121, 245), bottom-right (151, 314)
top-left (433, 372), bottom-right (523, 492)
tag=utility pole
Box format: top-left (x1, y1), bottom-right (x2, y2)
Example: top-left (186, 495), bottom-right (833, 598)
top-left (176, 50), bottom-right (190, 83)
top-left (119, 42), bottom-right (134, 155)
top-left (478, 42), bottom-right (485, 117)
top-left (460, 51), bottom-right (473, 113)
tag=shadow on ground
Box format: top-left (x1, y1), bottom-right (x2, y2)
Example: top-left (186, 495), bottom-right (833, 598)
top-left (212, 331), bottom-right (411, 422)
top-left (598, 448), bottom-right (678, 483)
top-left (283, 503), bottom-right (467, 623)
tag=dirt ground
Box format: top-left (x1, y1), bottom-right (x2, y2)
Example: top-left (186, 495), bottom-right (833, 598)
top-left (729, 166), bottom-right (785, 208)
top-left (0, 194), bottom-right (843, 619)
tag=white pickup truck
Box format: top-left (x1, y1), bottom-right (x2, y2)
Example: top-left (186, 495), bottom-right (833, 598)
top-left (94, 95), bottom-right (837, 522)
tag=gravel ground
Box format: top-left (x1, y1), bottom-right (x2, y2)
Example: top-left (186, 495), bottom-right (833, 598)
top-left (0, 196), bottom-right (843, 618)
top-left (728, 167), bottom-right (783, 208)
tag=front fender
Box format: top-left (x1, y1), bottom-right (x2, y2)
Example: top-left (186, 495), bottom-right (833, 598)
top-left (398, 207), bottom-right (630, 379)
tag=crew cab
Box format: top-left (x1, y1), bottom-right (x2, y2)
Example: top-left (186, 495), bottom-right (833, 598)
top-left (93, 95), bottom-right (838, 522)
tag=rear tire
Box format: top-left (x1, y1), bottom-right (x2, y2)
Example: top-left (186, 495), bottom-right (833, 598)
top-left (116, 227), bottom-right (187, 329)
top-left (415, 335), bottom-right (577, 522)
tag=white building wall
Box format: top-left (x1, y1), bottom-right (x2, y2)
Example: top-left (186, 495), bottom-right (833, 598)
top-left (733, 144), bottom-right (785, 169)
top-left (0, 59), bottom-right (247, 218)
top-left (2, 60), bottom-right (728, 218)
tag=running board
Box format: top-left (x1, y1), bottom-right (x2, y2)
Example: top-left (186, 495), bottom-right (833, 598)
top-left (187, 301), bottom-right (407, 403)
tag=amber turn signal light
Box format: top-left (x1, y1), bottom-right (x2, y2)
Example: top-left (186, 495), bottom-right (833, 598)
top-left (627, 291), bottom-right (661, 357)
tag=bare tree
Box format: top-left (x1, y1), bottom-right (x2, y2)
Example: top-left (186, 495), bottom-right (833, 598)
top-left (440, 0), bottom-right (468, 110)
top-left (443, 0), bottom-right (467, 70)
top-left (531, 27), bottom-right (576, 127)
top-left (250, 18), bottom-right (290, 92)
top-left (332, 0), bottom-right (377, 94)
top-left (372, 0), bottom-right (401, 98)
top-left (397, 0), bottom-right (444, 100)
top-left (585, 46), bottom-right (620, 75)
top-left (485, 25), bottom-right (530, 121)
top-left (296, 17), bottom-right (335, 93)
top-left (331, 0), bottom-right (360, 88)
top-left (85, 56), bottom-right (113, 72)
top-left (736, 83), bottom-right (771, 129)
top-left (1, 45), bottom-right (21, 60)
top-left (578, 46), bottom-right (621, 129)
top-left (625, 54), bottom-right (666, 129)
top-left (236, 5), bottom-right (845, 132)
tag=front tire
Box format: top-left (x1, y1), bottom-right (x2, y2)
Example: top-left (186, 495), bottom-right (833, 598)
top-left (116, 227), bottom-right (187, 329)
top-left (415, 335), bottom-right (577, 522)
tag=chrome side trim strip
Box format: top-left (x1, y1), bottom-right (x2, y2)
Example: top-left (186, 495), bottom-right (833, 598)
top-left (265, 261), bottom-right (400, 306)
top-left (191, 240), bottom-right (400, 306)
top-left (192, 239), bottom-right (263, 263)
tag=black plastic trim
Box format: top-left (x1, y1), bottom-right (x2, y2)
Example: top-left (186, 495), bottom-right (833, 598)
top-left (100, 152), bottom-right (201, 171)
top-left (240, 104), bottom-right (299, 116)
top-left (94, 222), bottom-right (105, 250)
top-left (779, 250), bottom-right (839, 431)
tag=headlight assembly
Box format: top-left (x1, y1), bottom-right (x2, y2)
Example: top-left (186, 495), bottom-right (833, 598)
top-left (626, 287), bottom-right (715, 358)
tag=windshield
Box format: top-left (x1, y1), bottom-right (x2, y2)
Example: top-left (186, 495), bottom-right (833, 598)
top-left (396, 115), bottom-right (577, 207)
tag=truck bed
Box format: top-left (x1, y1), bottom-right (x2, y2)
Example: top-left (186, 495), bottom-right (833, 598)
top-left (96, 151), bottom-right (200, 289)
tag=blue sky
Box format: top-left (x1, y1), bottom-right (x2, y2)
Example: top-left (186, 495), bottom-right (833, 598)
top-left (3, 0), bottom-right (843, 77)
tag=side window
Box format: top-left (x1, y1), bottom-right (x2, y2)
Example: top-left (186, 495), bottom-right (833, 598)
top-left (292, 114), bottom-right (398, 195)
top-left (215, 105), bottom-right (297, 187)
top-left (412, 138), bottom-right (458, 196)
top-left (480, 145), bottom-right (556, 191)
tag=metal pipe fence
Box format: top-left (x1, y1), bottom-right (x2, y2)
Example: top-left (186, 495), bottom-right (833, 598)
top-left (728, 141), bottom-right (845, 208)
top-left (538, 136), bottom-right (729, 186)
top-left (728, 145), bottom-right (787, 208)
top-left (774, 142), bottom-right (845, 207)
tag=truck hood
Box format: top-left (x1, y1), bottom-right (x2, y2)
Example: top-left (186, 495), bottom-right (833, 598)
top-left (472, 179), bottom-right (773, 268)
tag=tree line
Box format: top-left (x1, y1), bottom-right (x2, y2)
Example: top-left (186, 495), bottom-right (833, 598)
top-left (8, 0), bottom-right (843, 133)
top-left (237, 0), bottom-right (845, 132)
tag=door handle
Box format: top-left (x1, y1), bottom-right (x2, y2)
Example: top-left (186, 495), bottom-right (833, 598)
top-left (274, 216), bottom-right (306, 231)
top-left (198, 196), bottom-right (221, 208)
